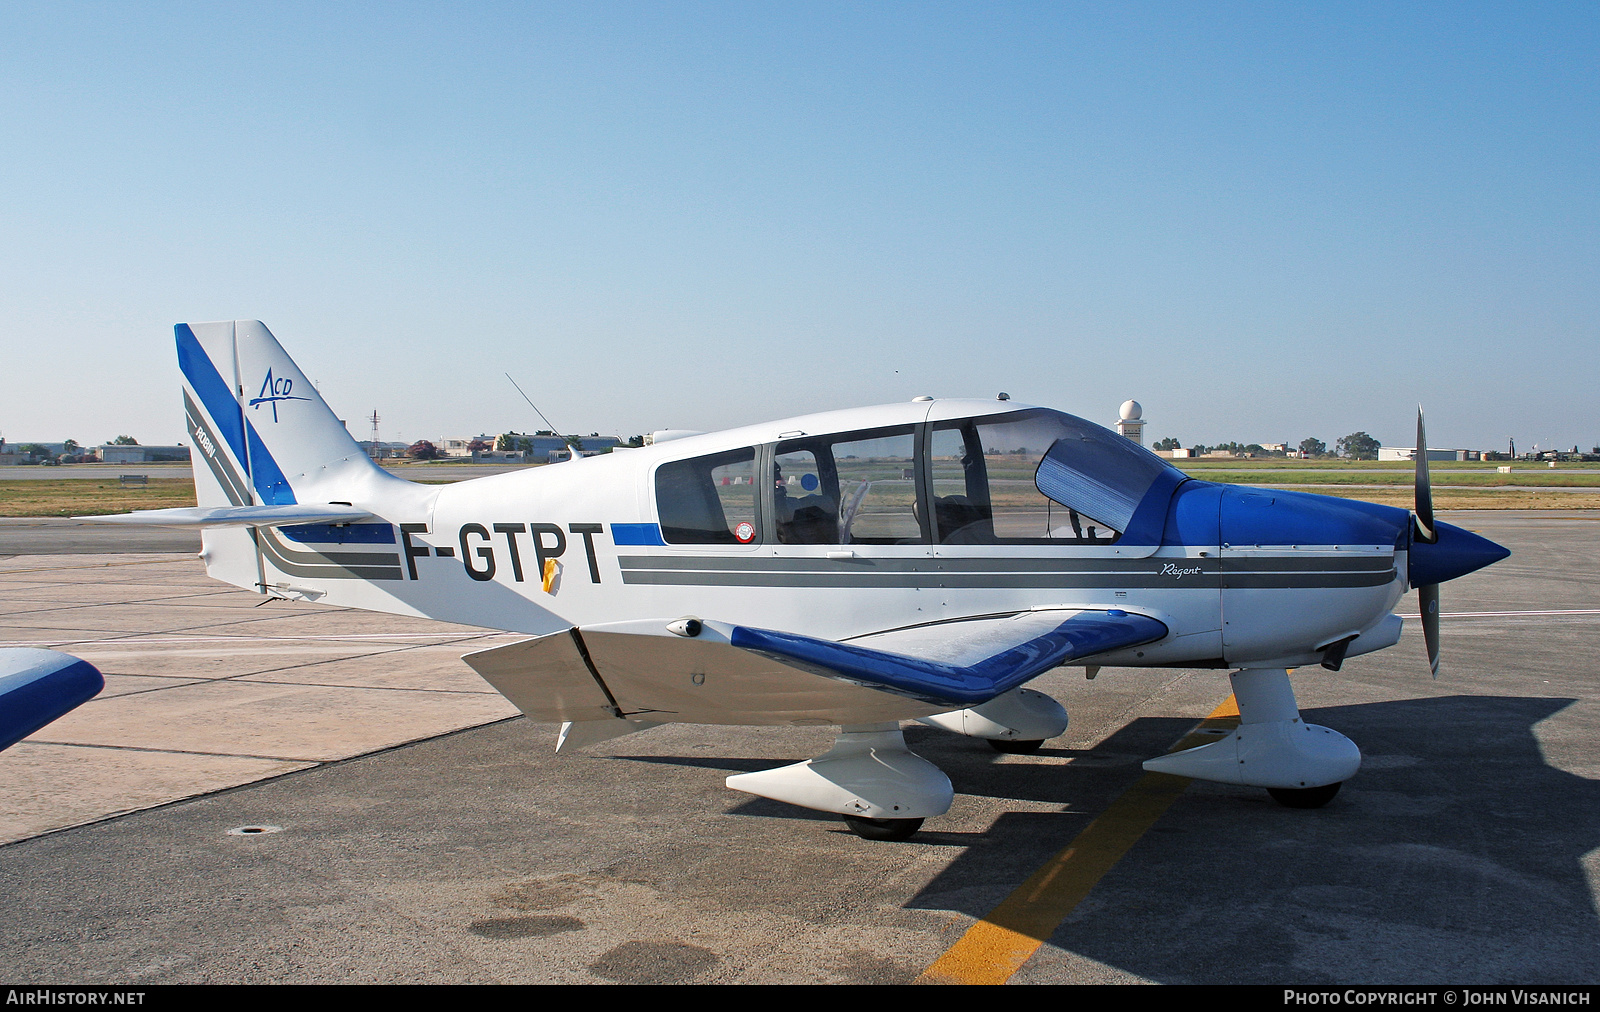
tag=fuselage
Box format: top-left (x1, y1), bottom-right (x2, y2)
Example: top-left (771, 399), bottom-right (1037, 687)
top-left (230, 398), bottom-right (1417, 671)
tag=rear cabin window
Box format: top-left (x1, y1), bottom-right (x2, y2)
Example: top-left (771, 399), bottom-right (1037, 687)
top-left (656, 448), bottom-right (759, 545)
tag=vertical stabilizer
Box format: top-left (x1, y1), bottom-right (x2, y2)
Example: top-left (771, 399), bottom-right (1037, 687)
top-left (176, 321), bottom-right (426, 597)
top-left (177, 321), bottom-right (404, 508)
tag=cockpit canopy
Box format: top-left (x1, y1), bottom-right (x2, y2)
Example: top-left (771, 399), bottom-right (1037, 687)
top-left (654, 408), bottom-right (1185, 547)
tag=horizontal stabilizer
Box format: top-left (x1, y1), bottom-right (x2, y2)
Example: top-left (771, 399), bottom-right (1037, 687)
top-left (76, 504), bottom-right (374, 528)
top-left (730, 609), bottom-right (1167, 707)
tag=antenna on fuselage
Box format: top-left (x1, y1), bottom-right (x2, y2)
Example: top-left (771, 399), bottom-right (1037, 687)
top-left (504, 373), bottom-right (580, 457)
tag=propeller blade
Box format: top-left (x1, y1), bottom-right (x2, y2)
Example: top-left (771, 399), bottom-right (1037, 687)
top-left (1419, 582), bottom-right (1441, 678)
top-left (1414, 407), bottom-right (1436, 543)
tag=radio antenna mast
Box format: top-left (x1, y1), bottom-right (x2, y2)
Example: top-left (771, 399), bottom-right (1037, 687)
top-left (504, 374), bottom-right (579, 453)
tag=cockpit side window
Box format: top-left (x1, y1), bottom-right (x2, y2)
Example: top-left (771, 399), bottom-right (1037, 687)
top-left (656, 448), bottom-right (759, 544)
top-left (774, 426), bottom-right (924, 545)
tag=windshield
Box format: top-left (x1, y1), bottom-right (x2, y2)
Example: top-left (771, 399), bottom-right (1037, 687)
top-left (1033, 411), bottom-right (1177, 533)
top-left (929, 409), bottom-right (1180, 543)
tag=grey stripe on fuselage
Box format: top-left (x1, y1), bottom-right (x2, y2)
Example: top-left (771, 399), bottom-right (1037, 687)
top-left (617, 553), bottom-right (1393, 590)
top-left (618, 554), bottom-right (1392, 574)
top-left (186, 390), bottom-right (402, 581)
top-left (255, 526), bottom-right (404, 581)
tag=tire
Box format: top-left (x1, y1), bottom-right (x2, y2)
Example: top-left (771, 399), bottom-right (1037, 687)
top-left (841, 815), bottom-right (924, 841)
top-left (988, 738), bottom-right (1045, 754)
top-left (1266, 782), bottom-right (1342, 809)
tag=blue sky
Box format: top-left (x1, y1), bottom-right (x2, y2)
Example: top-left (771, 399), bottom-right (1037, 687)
top-left (2, 2), bottom-right (1595, 452)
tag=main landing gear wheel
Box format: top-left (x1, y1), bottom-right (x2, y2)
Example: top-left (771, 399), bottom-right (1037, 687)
top-left (841, 815), bottom-right (924, 841)
top-left (1267, 782), bottom-right (1342, 809)
top-left (988, 738), bottom-right (1045, 754)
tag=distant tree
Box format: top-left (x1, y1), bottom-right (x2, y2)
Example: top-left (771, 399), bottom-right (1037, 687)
top-left (19, 443), bottom-right (48, 458)
top-left (1244, 443), bottom-right (1266, 455)
top-left (624, 435), bottom-right (644, 448)
top-left (534, 429), bottom-right (555, 436)
top-left (62, 439), bottom-right (80, 454)
top-left (1299, 437), bottom-right (1326, 457)
top-left (408, 440), bottom-right (441, 460)
top-left (1337, 432), bottom-right (1380, 460)
top-left (1153, 436), bottom-right (1182, 451)
top-left (566, 435), bottom-right (584, 451)
top-left (1189, 445), bottom-right (1209, 457)
top-left (111, 435), bottom-right (139, 445)
top-left (494, 433), bottom-right (515, 451)
top-left (466, 438), bottom-right (492, 452)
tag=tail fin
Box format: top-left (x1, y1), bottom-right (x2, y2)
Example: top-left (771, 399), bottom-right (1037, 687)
top-left (178, 321), bottom-right (401, 508)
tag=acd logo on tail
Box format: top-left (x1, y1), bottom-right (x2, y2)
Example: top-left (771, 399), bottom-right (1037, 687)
top-left (248, 367), bottom-right (311, 422)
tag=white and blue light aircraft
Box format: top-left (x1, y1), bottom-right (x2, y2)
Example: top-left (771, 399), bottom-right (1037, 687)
top-left (85, 321), bottom-right (1509, 840)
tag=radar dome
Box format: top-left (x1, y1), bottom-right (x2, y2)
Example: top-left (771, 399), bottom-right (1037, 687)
top-left (1119, 399), bottom-right (1142, 421)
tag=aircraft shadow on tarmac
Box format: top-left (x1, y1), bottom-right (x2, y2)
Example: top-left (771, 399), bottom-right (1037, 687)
top-left (614, 694), bottom-right (1600, 981)
top-left (896, 694), bottom-right (1600, 984)
top-left (611, 715), bottom-right (1197, 820)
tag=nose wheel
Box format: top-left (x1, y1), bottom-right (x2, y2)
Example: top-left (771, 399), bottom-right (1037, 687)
top-left (841, 815), bottom-right (924, 841)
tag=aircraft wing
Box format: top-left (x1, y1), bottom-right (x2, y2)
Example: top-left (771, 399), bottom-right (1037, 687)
top-left (464, 609), bottom-right (1167, 728)
top-left (732, 608), bottom-right (1167, 707)
top-left (2, 648), bottom-right (104, 752)
top-left (74, 504), bottom-right (375, 528)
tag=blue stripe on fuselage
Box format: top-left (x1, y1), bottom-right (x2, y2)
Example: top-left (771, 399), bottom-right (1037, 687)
top-left (611, 523), bottom-right (667, 546)
top-left (279, 523), bottom-right (396, 545)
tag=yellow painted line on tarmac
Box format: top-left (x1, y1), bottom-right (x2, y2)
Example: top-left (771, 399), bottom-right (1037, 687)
top-left (917, 695), bottom-right (1241, 986)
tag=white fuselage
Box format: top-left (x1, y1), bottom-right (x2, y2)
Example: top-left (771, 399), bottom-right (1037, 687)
top-left (212, 399), bottom-right (1408, 674)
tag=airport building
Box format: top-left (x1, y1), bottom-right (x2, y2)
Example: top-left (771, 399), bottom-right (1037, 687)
top-left (438, 436), bottom-right (496, 458)
top-left (1378, 446), bottom-right (1483, 462)
top-left (94, 444), bottom-right (190, 464)
top-left (486, 433), bottom-right (623, 463)
top-left (436, 433), bottom-right (624, 463)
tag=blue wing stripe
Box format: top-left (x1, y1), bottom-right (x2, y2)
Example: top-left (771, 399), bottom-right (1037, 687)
top-left (0, 652), bottom-right (104, 752)
top-left (729, 611), bottom-right (1168, 707)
